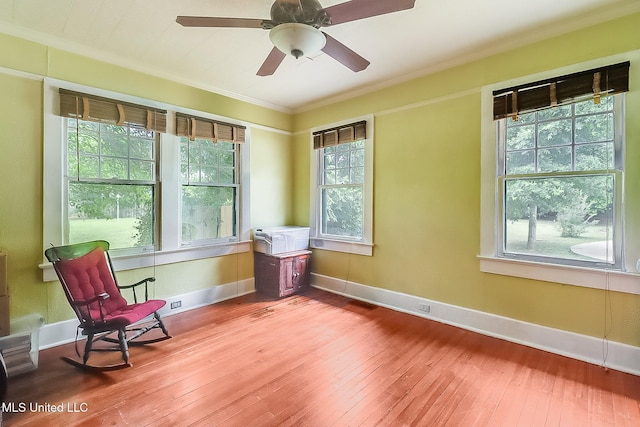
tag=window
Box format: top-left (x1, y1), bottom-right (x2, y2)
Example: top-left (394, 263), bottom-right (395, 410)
top-left (310, 116), bottom-right (374, 256)
top-left (480, 60), bottom-right (632, 284)
top-left (180, 138), bottom-right (238, 244)
top-left (43, 81), bottom-right (251, 279)
top-left (319, 140), bottom-right (365, 238)
top-left (498, 96), bottom-right (623, 268)
top-left (66, 119), bottom-right (158, 251)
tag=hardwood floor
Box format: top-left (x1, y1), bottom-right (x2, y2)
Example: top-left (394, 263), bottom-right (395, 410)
top-left (3, 288), bottom-right (640, 426)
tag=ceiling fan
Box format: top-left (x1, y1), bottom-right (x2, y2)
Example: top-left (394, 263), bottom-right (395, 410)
top-left (176, 0), bottom-right (416, 76)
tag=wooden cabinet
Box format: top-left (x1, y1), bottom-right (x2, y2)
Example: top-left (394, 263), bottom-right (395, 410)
top-left (254, 250), bottom-right (311, 298)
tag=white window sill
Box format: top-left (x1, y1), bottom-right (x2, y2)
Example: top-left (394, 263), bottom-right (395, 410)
top-left (40, 240), bottom-right (251, 282)
top-left (478, 255), bottom-right (640, 295)
top-left (310, 238), bottom-right (373, 256)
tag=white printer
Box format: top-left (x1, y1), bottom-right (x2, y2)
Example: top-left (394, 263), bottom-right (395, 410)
top-left (253, 226), bottom-right (310, 255)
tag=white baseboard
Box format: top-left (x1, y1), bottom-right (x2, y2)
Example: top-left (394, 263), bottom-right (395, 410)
top-left (311, 273), bottom-right (640, 376)
top-left (37, 278), bottom-right (255, 350)
top-left (36, 274), bottom-right (639, 376)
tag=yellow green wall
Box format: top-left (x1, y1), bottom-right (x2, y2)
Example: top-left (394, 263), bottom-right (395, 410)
top-left (292, 12), bottom-right (640, 346)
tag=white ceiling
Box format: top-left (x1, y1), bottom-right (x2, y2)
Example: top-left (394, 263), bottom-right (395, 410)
top-left (0, 0), bottom-right (638, 112)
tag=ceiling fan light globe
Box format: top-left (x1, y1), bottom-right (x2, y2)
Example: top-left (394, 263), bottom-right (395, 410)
top-left (269, 23), bottom-right (326, 59)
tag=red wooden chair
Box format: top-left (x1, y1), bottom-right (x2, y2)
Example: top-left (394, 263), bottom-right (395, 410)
top-left (45, 240), bottom-right (171, 371)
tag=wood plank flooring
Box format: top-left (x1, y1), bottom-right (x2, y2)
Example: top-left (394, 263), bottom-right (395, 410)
top-left (3, 288), bottom-right (640, 426)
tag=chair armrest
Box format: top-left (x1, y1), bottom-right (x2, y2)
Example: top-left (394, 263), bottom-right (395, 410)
top-left (70, 293), bottom-right (110, 307)
top-left (71, 293), bottom-right (110, 323)
top-left (118, 277), bottom-right (155, 290)
top-left (118, 277), bottom-right (156, 303)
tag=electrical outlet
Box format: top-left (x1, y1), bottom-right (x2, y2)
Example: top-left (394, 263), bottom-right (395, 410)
top-left (170, 300), bottom-right (182, 310)
top-left (418, 303), bottom-right (430, 313)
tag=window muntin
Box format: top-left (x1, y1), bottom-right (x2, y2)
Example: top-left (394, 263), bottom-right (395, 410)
top-left (319, 140), bottom-right (365, 239)
top-left (498, 96), bottom-right (622, 268)
top-left (65, 119), bottom-right (157, 251)
top-left (180, 138), bottom-right (238, 244)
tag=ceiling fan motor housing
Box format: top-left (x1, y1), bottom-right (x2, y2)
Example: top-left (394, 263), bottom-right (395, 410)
top-left (270, 0), bottom-right (330, 28)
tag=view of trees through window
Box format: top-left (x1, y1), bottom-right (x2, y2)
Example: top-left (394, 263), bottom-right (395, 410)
top-left (180, 138), bottom-right (237, 243)
top-left (502, 96), bottom-right (619, 264)
top-left (320, 140), bottom-right (365, 239)
top-left (66, 119), bottom-right (156, 249)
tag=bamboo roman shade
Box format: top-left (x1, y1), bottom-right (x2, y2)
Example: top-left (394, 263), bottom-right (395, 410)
top-left (313, 120), bottom-right (367, 149)
top-left (59, 89), bottom-right (167, 132)
top-left (175, 113), bottom-right (246, 143)
top-left (492, 61), bottom-right (630, 121)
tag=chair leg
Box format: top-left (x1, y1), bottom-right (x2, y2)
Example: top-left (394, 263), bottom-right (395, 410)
top-left (83, 332), bottom-right (94, 365)
top-left (154, 312), bottom-right (170, 337)
top-left (118, 328), bottom-right (129, 364)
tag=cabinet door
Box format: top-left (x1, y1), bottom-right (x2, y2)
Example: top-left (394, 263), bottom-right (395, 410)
top-left (291, 254), bottom-right (310, 292)
top-left (279, 257), bottom-right (295, 297)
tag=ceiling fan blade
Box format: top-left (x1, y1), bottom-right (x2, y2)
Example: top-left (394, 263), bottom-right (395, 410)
top-left (323, 0), bottom-right (416, 26)
top-left (321, 32), bottom-right (370, 72)
top-left (257, 47), bottom-right (287, 76)
top-left (176, 16), bottom-right (266, 28)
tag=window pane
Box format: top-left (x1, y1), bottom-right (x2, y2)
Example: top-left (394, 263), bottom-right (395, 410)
top-left (130, 160), bottom-right (154, 181)
top-left (506, 150), bottom-right (535, 174)
top-left (201, 144), bottom-right (217, 165)
top-left (219, 167), bottom-right (234, 185)
top-left (101, 157), bottom-right (128, 179)
top-left (575, 113), bottom-right (613, 143)
top-left (101, 134), bottom-right (128, 157)
top-left (575, 143), bottom-right (614, 171)
top-left (336, 167), bottom-right (350, 185)
top-left (506, 124), bottom-right (535, 151)
top-left (182, 186), bottom-right (235, 241)
top-left (220, 150), bottom-right (234, 168)
top-left (336, 150), bottom-right (350, 168)
top-left (574, 96), bottom-right (613, 115)
top-left (537, 119), bottom-right (572, 147)
top-left (180, 138), bottom-right (236, 185)
top-left (324, 169), bottom-right (336, 185)
top-left (79, 156), bottom-right (99, 179)
top-left (78, 133), bottom-right (99, 155)
top-left (538, 147), bottom-right (571, 172)
top-left (68, 182), bottom-right (154, 249)
top-left (504, 175), bottom-right (614, 264)
top-left (201, 166), bottom-right (216, 183)
top-left (321, 187), bottom-right (363, 238)
top-left (351, 166), bottom-right (364, 184)
top-left (515, 112), bottom-right (536, 124)
top-left (537, 105), bottom-right (572, 120)
top-left (351, 148), bottom-right (365, 168)
top-left (324, 153), bottom-right (335, 169)
top-left (130, 137), bottom-right (154, 160)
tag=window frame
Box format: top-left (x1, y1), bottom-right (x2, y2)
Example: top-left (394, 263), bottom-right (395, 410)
top-left (42, 79), bottom-right (251, 281)
top-left (309, 115), bottom-right (374, 256)
top-left (479, 55), bottom-right (640, 295)
top-left (179, 137), bottom-right (240, 246)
